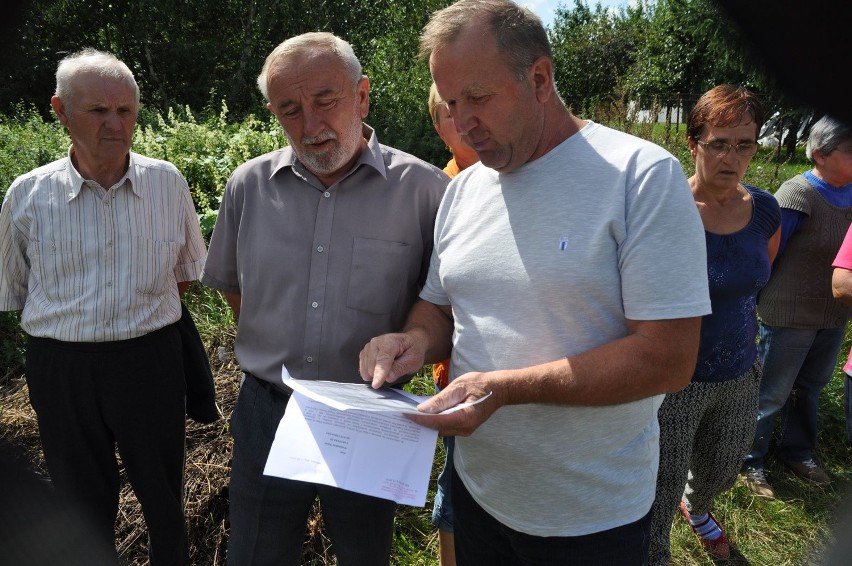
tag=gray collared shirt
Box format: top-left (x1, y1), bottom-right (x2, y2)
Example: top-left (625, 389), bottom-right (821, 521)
top-left (0, 150), bottom-right (207, 342)
top-left (201, 125), bottom-right (448, 384)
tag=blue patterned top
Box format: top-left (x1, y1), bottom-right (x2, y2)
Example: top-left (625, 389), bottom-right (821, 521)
top-left (694, 185), bottom-right (781, 382)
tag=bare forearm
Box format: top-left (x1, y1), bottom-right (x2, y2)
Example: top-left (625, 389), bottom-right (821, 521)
top-left (178, 280), bottom-right (192, 297)
top-left (402, 299), bottom-right (454, 364)
top-left (411, 317), bottom-right (701, 435)
top-left (470, 317), bottom-right (700, 408)
top-left (832, 268), bottom-right (852, 306)
top-left (223, 291), bottom-right (241, 319)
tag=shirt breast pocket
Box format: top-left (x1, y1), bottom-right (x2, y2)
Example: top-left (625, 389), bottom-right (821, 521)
top-left (134, 238), bottom-right (178, 296)
top-left (346, 237), bottom-right (413, 315)
top-left (30, 240), bottom-right (85, 302)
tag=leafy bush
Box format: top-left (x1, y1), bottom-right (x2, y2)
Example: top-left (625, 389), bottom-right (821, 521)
top-left (0, 105), bottom-right (69, 199)
top-left (133, 104), bottom-right (286, 220)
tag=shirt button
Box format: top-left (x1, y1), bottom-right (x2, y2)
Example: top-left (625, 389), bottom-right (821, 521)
top-left (311, 301), bottom-right (319, 308)
top-left (106, 282), bottom-right (112, 287)
top-left (316, 245), bottom-right (324, 253)
top-left (306, 356), bottom-right (313, 363)
top-left (323, 191), bottom-right (331, 198)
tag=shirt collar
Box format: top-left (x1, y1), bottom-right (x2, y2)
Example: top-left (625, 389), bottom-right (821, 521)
top-left (804, 168), bottom-right (852, 192)
top-left (64, 147), bottom-right (139, 201)
top-left (270, 123), bottom-right (388, 186)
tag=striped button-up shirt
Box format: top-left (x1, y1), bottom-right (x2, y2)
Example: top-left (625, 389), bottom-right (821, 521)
top-left (0, 151), bottom-right (206, 342)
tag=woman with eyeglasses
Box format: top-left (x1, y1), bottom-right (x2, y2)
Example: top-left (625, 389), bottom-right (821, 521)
top-left (741, 115), bottom-right (852, 497)
top-left (648, 84), bottom-right (781, 564)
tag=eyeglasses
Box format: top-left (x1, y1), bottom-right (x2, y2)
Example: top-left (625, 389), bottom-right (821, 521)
top-left (696, 139), bottom-right (759, 158)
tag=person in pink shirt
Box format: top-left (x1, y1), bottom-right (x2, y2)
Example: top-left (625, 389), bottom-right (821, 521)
top-left (831, 224), bottom-right (852, 443)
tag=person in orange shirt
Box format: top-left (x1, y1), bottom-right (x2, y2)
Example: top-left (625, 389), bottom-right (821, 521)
top-left (427, 81), bottom-right (478, 566)
top-left (429, 82), bottom-right (479, 180)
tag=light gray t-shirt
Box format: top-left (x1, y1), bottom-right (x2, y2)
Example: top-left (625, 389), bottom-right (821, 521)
top-left (419, 121), bottom-right (710, 537)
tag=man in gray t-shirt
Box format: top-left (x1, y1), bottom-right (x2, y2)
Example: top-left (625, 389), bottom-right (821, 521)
top-left (201, 33), bottom-right (446, 565)
top-left (359, 1), bottom-right (710, 563)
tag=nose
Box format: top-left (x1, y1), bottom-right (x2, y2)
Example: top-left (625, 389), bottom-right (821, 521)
top-left (104, 110), bottom-right (123, 130)
top-left (721, 146), bottom-right (740, 163)
top-left (302, 108), bottom-right (326, 138)
top-left (449, 104), bottom-right (475, 137)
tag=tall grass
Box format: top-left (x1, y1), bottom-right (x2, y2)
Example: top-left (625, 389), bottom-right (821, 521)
top-left (2, 105), bottom-right (849, 565)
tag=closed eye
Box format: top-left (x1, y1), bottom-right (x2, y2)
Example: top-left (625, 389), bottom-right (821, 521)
top-left (280, 106), bottom-right (300, 118)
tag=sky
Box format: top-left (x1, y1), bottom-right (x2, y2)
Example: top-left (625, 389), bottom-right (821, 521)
top-left (524, 0), bottom-right (635, 27)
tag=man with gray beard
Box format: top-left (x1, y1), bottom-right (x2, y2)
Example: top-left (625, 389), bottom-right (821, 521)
top-left (200, 32), bottom-right (447, 565)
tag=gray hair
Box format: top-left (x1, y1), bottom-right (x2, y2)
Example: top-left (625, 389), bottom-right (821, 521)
top-left (55, 48), bottom-right (139, 107)
top-left (419, 0), bottom-right (551, 82)
top-left (257, 32), bottom-right (363, 102)
top-left (806, 115), bottom-right (852, 162)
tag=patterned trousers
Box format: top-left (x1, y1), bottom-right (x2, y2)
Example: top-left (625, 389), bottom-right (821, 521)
top-left (648, 360), bottom-right (761, 565)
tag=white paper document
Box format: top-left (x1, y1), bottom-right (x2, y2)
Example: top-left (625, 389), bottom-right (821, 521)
top-left (283, 375), bottom-right (429, 413)
top-left (263, 368), bottom-right (439, 506)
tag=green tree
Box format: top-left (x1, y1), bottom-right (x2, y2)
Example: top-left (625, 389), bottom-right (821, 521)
top-left (361, 0), bottom-right (451, 166)
top-left (0, 0), bottom-right (453, 163)
top-left (549, 1), bottom-right (648, 117)
top-left (548, 0), bottom-right (813, 152)
top-left (625, 0), bottom-right (761, 104)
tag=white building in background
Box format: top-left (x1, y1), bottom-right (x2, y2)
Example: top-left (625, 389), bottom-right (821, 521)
top-left (628, 100), bottom-right (686, 124)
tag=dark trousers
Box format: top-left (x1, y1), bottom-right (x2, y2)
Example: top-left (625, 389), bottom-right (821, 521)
top-left (226, 373), bottom-right (396, 566)
top-left (25, 326), bottom-right (189, 566)
top-left (452, 466), bottom-right (651, 565)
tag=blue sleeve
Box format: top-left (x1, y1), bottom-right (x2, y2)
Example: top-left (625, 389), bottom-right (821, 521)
top-left (746, 185), bottom-right (781, 237)
top-left (778, 208), bottom-right (805, 257)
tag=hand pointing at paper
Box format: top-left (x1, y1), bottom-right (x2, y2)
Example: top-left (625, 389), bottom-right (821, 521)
top-left (358, 299), bottom-right (500, 436)
top-left (359, 300), bottom-right (454, 389)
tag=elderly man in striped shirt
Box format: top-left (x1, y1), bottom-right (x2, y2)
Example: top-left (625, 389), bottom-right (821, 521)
top-left (0, 48), bottom-right (206, 565)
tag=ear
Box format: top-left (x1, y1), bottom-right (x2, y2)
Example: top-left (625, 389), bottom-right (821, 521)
top-left (357, 76), bottom-right (370, 119)
top-left (51, 96), bottom-right (69, 128)
top-left (687, 137), bottom-right (698, 159)
top-left (530, 56), bottom-right (555, 104)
